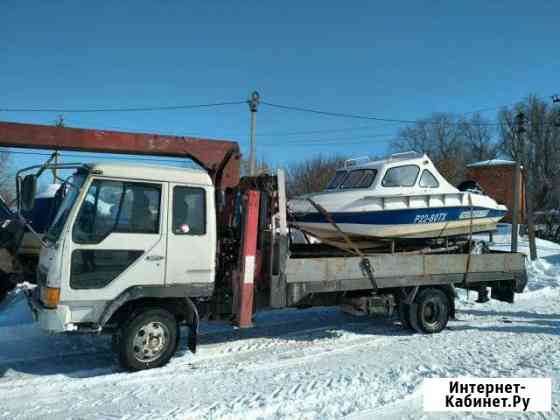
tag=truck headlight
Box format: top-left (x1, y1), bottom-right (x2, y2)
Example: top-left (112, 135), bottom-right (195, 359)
top-left (41, 287), bottom-right (60, 309)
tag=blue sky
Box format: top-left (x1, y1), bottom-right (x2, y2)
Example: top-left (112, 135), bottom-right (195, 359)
top-left (1, 1), bottom-right (559, 172)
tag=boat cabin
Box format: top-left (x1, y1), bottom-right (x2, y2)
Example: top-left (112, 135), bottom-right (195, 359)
top-left (324, 151), bottom-right (458, 195)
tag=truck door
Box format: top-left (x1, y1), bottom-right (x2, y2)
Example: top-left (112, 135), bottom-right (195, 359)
top-left (63, 178), bottom-right (167, 305)
top-left (165, 183), bottom-right (215, 293)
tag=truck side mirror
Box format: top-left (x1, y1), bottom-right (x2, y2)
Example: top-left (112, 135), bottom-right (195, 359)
top-left (21, 174), bottom-right (37, 212)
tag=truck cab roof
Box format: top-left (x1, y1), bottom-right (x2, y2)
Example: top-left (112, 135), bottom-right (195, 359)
top-left (85, 162), bottom-right (213, 187)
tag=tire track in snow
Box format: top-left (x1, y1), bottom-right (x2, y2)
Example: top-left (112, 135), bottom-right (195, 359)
top-left (0, 319), bottom-right (412, 419)
top-left (1, 305), bottom-right (559, 419)
top-left (173, 316), bottom-right (560, 420)
top-left (0, 315), bottom-right (397, 396)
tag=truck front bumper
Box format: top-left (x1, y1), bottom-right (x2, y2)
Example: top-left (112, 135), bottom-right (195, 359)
top-left (26, 288), bottom-right (70, 333)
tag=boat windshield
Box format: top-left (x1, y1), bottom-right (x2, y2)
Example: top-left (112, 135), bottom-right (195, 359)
top-left (325, 171), bottom-right (348, 190)
top-left (44, 173), bottom-right (87, 243)
top-left (341, 169), bottom-right (377, 189)
top-left (381, 165), bottom-right (420, 187)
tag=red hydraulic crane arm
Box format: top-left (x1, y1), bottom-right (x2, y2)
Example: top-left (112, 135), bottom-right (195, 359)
top-left (0, 121), bottom-right (241, 189)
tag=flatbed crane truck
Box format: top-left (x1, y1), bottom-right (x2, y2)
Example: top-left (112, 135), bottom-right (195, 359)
top-left (0, 121), bottom-right (527, 371)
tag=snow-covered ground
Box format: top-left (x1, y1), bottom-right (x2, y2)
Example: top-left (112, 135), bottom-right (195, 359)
top-left (0, 231), bottom-right (559, 419)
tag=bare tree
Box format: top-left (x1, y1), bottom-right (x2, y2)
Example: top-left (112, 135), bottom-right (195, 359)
top-left (391, 113), bottom-right (498, 184)
top-left (498, 95), bottom-right (560, 210)
top-left (391, 113), bottom-right (464, 183)
top-left (460, 113), bottom-right (497, 162)
top-left (240, 158), bottom-right (270, 177)
top-left (286, 154), bottom-right (347, 198)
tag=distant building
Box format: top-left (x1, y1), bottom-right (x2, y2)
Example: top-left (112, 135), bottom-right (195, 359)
top-left (466, 159), bottom-right (524, 223)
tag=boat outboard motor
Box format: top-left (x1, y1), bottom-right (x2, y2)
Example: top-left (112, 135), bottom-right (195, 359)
top-left (457, 180), bottom-right (486, 195)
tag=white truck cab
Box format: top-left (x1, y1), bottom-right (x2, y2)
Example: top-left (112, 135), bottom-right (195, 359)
top-left (28, 162), bottom-right (216, 369)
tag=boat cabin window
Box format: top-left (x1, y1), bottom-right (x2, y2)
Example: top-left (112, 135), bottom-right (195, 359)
top-left (419, 170), bottom-right (439, 188)
top-left (381, 165), bottom-right (419, 187)
top-left (341, 169), bottom-right (377, 189)
top-left (325, 171), bottom-right (348, 189)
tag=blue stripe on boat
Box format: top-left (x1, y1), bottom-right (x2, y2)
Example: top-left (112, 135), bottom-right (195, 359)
top-left (293, 206), bottom-right (507, 225)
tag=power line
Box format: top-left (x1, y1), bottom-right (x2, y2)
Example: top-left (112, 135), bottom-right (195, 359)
top-left (257, 95), bottom-right (549, 137)
top-left (261, 101), bottom-right (504, 127)
top-left (257, 107), bottom-right (501, 138)
top-left (0, 101), bottom-right (246, 113)
top-left (260, 137), bottom-right (395, 148)
top-left (258, 124), bottom-right (393, 137)
top-left (460, 99), bottom-right (526, 116)
top-left (261, 101), bottom-right (419, 124)
top-left (62, 117), bottom-right (393, 141)
top-left (259, 132), bottom-right (394, 145)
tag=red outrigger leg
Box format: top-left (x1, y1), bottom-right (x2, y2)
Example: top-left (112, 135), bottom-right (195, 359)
top-left (236, 190), bottom-right (260, 328)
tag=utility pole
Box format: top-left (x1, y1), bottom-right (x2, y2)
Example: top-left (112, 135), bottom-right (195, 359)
top-left (247, 91), bottom-right (260, 176)
top-left (515, 111), bottom-right (537, 260)
top-left (511, 160), bottom-right (520, 253)
top-left (53, 115), bottom-right (64, 184)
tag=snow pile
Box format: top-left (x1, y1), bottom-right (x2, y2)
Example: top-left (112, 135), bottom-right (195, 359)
top-left (525, 257), bottom-right (560, 292)
top-left (478, 224), bottom-right (560, 258)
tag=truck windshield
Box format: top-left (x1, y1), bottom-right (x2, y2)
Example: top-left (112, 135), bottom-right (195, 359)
top-left (44, 173), bottom-right (87, 243)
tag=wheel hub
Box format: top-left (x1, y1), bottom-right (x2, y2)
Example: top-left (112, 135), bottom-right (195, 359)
top-left (133, 321), bottom-right (170, 363)
top-left (424, 301), bottom-right (440, 324)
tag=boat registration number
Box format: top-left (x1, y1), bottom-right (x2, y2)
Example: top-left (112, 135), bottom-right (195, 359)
top-left (414, 213), bottom-right (447, 224)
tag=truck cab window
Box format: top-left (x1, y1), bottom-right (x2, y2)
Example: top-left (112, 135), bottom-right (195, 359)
top-left (116, 184), bottom-right (161, 233)
top-left (172, 187), bottom-right (206, 235)
top-left (73, 180), bottom-right (161, 244)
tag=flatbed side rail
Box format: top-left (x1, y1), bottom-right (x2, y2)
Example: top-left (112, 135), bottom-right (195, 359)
top-left (283, 252), bottom-right (526, 305)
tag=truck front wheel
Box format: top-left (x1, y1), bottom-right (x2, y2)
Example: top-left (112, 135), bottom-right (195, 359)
top-left (116, 308), bottom-right (179, 371)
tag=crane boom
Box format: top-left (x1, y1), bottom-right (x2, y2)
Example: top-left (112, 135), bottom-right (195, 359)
top-left (0, 121), bottom-right (241, 189)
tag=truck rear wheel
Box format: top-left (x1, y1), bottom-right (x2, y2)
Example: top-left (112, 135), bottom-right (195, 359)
top-left (116, 308), bottom-right (179, 371)
top-left (413, 288), bottom-right (449, 334)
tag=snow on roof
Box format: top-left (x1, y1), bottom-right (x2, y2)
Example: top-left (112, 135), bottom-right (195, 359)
top-left (467, 159), bottom-right (516, 168)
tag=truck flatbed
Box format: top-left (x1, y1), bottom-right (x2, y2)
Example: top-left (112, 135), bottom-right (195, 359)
top-left (269, 247), bottom-right (526, 309)
top-left (286, 251), bottom-right (525, 290)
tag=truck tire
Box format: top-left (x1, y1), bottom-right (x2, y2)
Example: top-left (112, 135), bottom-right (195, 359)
top-left (413, 288), bottom-right (450, 334)
top-left (116, 308), bottom-right (179, 371)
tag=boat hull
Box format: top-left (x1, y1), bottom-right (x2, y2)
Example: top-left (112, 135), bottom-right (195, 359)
top-left (292, 206), bottom-right (507, 240)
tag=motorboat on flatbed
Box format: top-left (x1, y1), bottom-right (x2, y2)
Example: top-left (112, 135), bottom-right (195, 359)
top-left (289, 152), bottom-right (507, 243)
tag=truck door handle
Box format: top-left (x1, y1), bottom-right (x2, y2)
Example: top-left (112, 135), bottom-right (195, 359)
top-left (146, 255), bottom-right (165, 261)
